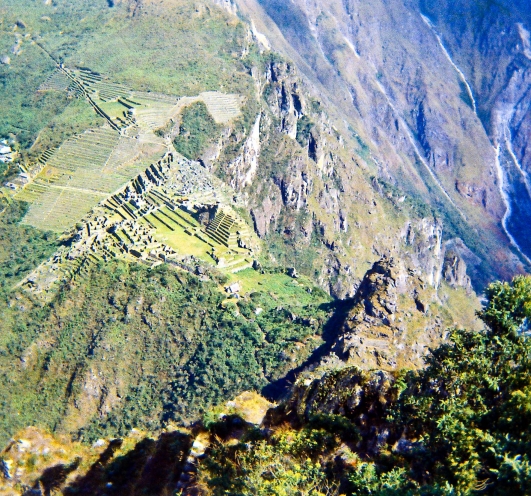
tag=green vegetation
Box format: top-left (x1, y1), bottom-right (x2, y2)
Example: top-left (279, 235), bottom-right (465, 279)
top-left (0, 258), bottom-right (331, 446)
top-left (265, 228), bottom-right (322, 279)
top-left (295, 114), bottom-right (315, 148)
top-left (0, 0), bottom-right (255, 157)
top-left (225, 268), bottom-right (323, 306)
top-left (218, 95), bottom-right (262, 165)
top-left (201, 427), bottom-right (340, 495)
top-left (0, 38), bottom-right (68, 151)
top-left (30, 98), bottom-right (105, 156)
top-left (197, 275), bottom-right (531, 495)
top-left (391, 276), bottom-right (531, 493)
top-left (0, 200), bottom-right (57, 293)
top-left (147, 215), bottom-right (215, 263)
top-left (377, 178), bottom-right (434, 220)
top-left (173, 102), bottom-right (222, 160)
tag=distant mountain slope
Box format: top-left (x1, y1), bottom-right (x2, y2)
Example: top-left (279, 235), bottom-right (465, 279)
top-left (232, 0), bottom-right (531, 284)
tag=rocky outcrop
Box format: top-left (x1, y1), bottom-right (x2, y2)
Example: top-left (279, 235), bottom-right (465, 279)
top-left (0, 427), bottom-right (192, 496)
top-left (442, 249), bottom-right (472, 291)
top-left (277, 155), bottom-right (312, 210)
top-left (326, 256), bottom-right (479, 371)
top-left (330, 258), bottom-right (429, 369)
top-left (250, 184), bottom-right (283, 237)
top-left (264, 60), bottom-right (305, 139)
top-left (212, 0), bottom-right (237, 15)
top-left (226, 113), bottom-right (261, 190)
top-left (401, 218), bottom-right (443, 288)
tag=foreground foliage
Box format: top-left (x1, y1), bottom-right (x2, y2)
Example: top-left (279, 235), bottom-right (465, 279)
top-left (198, 276), bottom-right (531, 495)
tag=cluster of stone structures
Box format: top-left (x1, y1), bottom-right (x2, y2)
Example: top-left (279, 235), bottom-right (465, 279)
top-left (1, 140), bottom-right (20, 190)
top-left (8, 60), bottom-right (243, 229)
top-left (20, 151), bottom-right (258, 298)
top-left (6, 58), bottom-right (249, 298)
top-left (101, 152), bottom-right (255, 266)
top-left (0, 141), bottom-right (15, 164)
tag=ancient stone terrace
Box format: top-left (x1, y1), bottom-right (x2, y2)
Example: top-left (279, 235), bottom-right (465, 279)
top-left (21, 188), bottom-right (108, 232)
top-left (15, 125), bottom-right (165, 231)
top-left (18, 151), bottom-right (257, 300)
top-left (37, 69), bottom-right (71, 92)
top-left (95, 153), bottom-right (256, 270)
top-left (44, 127), bottom-right (119, 176)
top-left (200, 92), bottom-right (242, 124)
top-left (75, 69), bottom-right (132, 102)
top-left (8, 56), bottom-right (251, 293)
top-left (205, 208), bottom-right (251, 249)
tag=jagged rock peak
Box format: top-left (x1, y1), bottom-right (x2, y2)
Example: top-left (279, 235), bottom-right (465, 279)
top-left (326, 256), bottom-right (477, 371)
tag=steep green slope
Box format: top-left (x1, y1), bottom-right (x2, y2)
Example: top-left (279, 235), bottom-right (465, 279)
top-left (173, 101), bottom-right (223, 160)
top-left (0, 0), bottom-right (254, 157)
top-left (0, 256), bottom-right (331, 446)
top-left (1, 276), bottom-right (529, 495)
top-left (0, 201), bottom-right (57, 293)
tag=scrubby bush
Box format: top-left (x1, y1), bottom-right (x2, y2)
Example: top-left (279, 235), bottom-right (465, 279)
top-left (173, 102), bottom-right (222, 160)
top-left (199, 275), bottom-right (531, 495)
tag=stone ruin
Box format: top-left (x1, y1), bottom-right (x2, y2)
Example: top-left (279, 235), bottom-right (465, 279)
top-left (18, 149), bottom-right (258, 299)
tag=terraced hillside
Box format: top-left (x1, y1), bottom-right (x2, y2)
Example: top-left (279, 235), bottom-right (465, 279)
top-left (15, 126), bottom-right (165, 231)
top-left (18, 150), bottom-right (258, 300)
top-left (199, 91), bottom-right (242, 124)
top-left (11, 57), bottom-right (243, 232)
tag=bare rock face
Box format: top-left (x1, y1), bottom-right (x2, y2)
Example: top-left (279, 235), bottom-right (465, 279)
top-left (226, 114), bottom-right (262, 190)
top-left (442, 250), bottom-right (472, 291)
top-left (212, 0), bottom-right (238, 15)
top-left (328, 256), bottom-right (476, 371)
top-left (232, 0), bottom-right (530, 287)
top-left (265, 60), bottom-right (305, 139)
top-left (401, 218), bottom-right (444, 288)
top-left (277, 155), bottom-right (312, 210)
top-left (233, 57), bottom-right (449, 297)
top-left (250, 184), bottom-right (283, 237)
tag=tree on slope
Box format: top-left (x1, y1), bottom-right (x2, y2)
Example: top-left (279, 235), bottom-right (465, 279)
top-left (396, 276), bottom-right (531, 494)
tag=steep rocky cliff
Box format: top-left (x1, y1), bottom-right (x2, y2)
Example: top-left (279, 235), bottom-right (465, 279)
top-left (419, 0), bottom-right (531, 261)
top-left (218, 0), bottom-right (531, 293)
top-left (198, 44), bottom-right (488, 299)
top-left (328, 257), bottom-right (476, 370)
